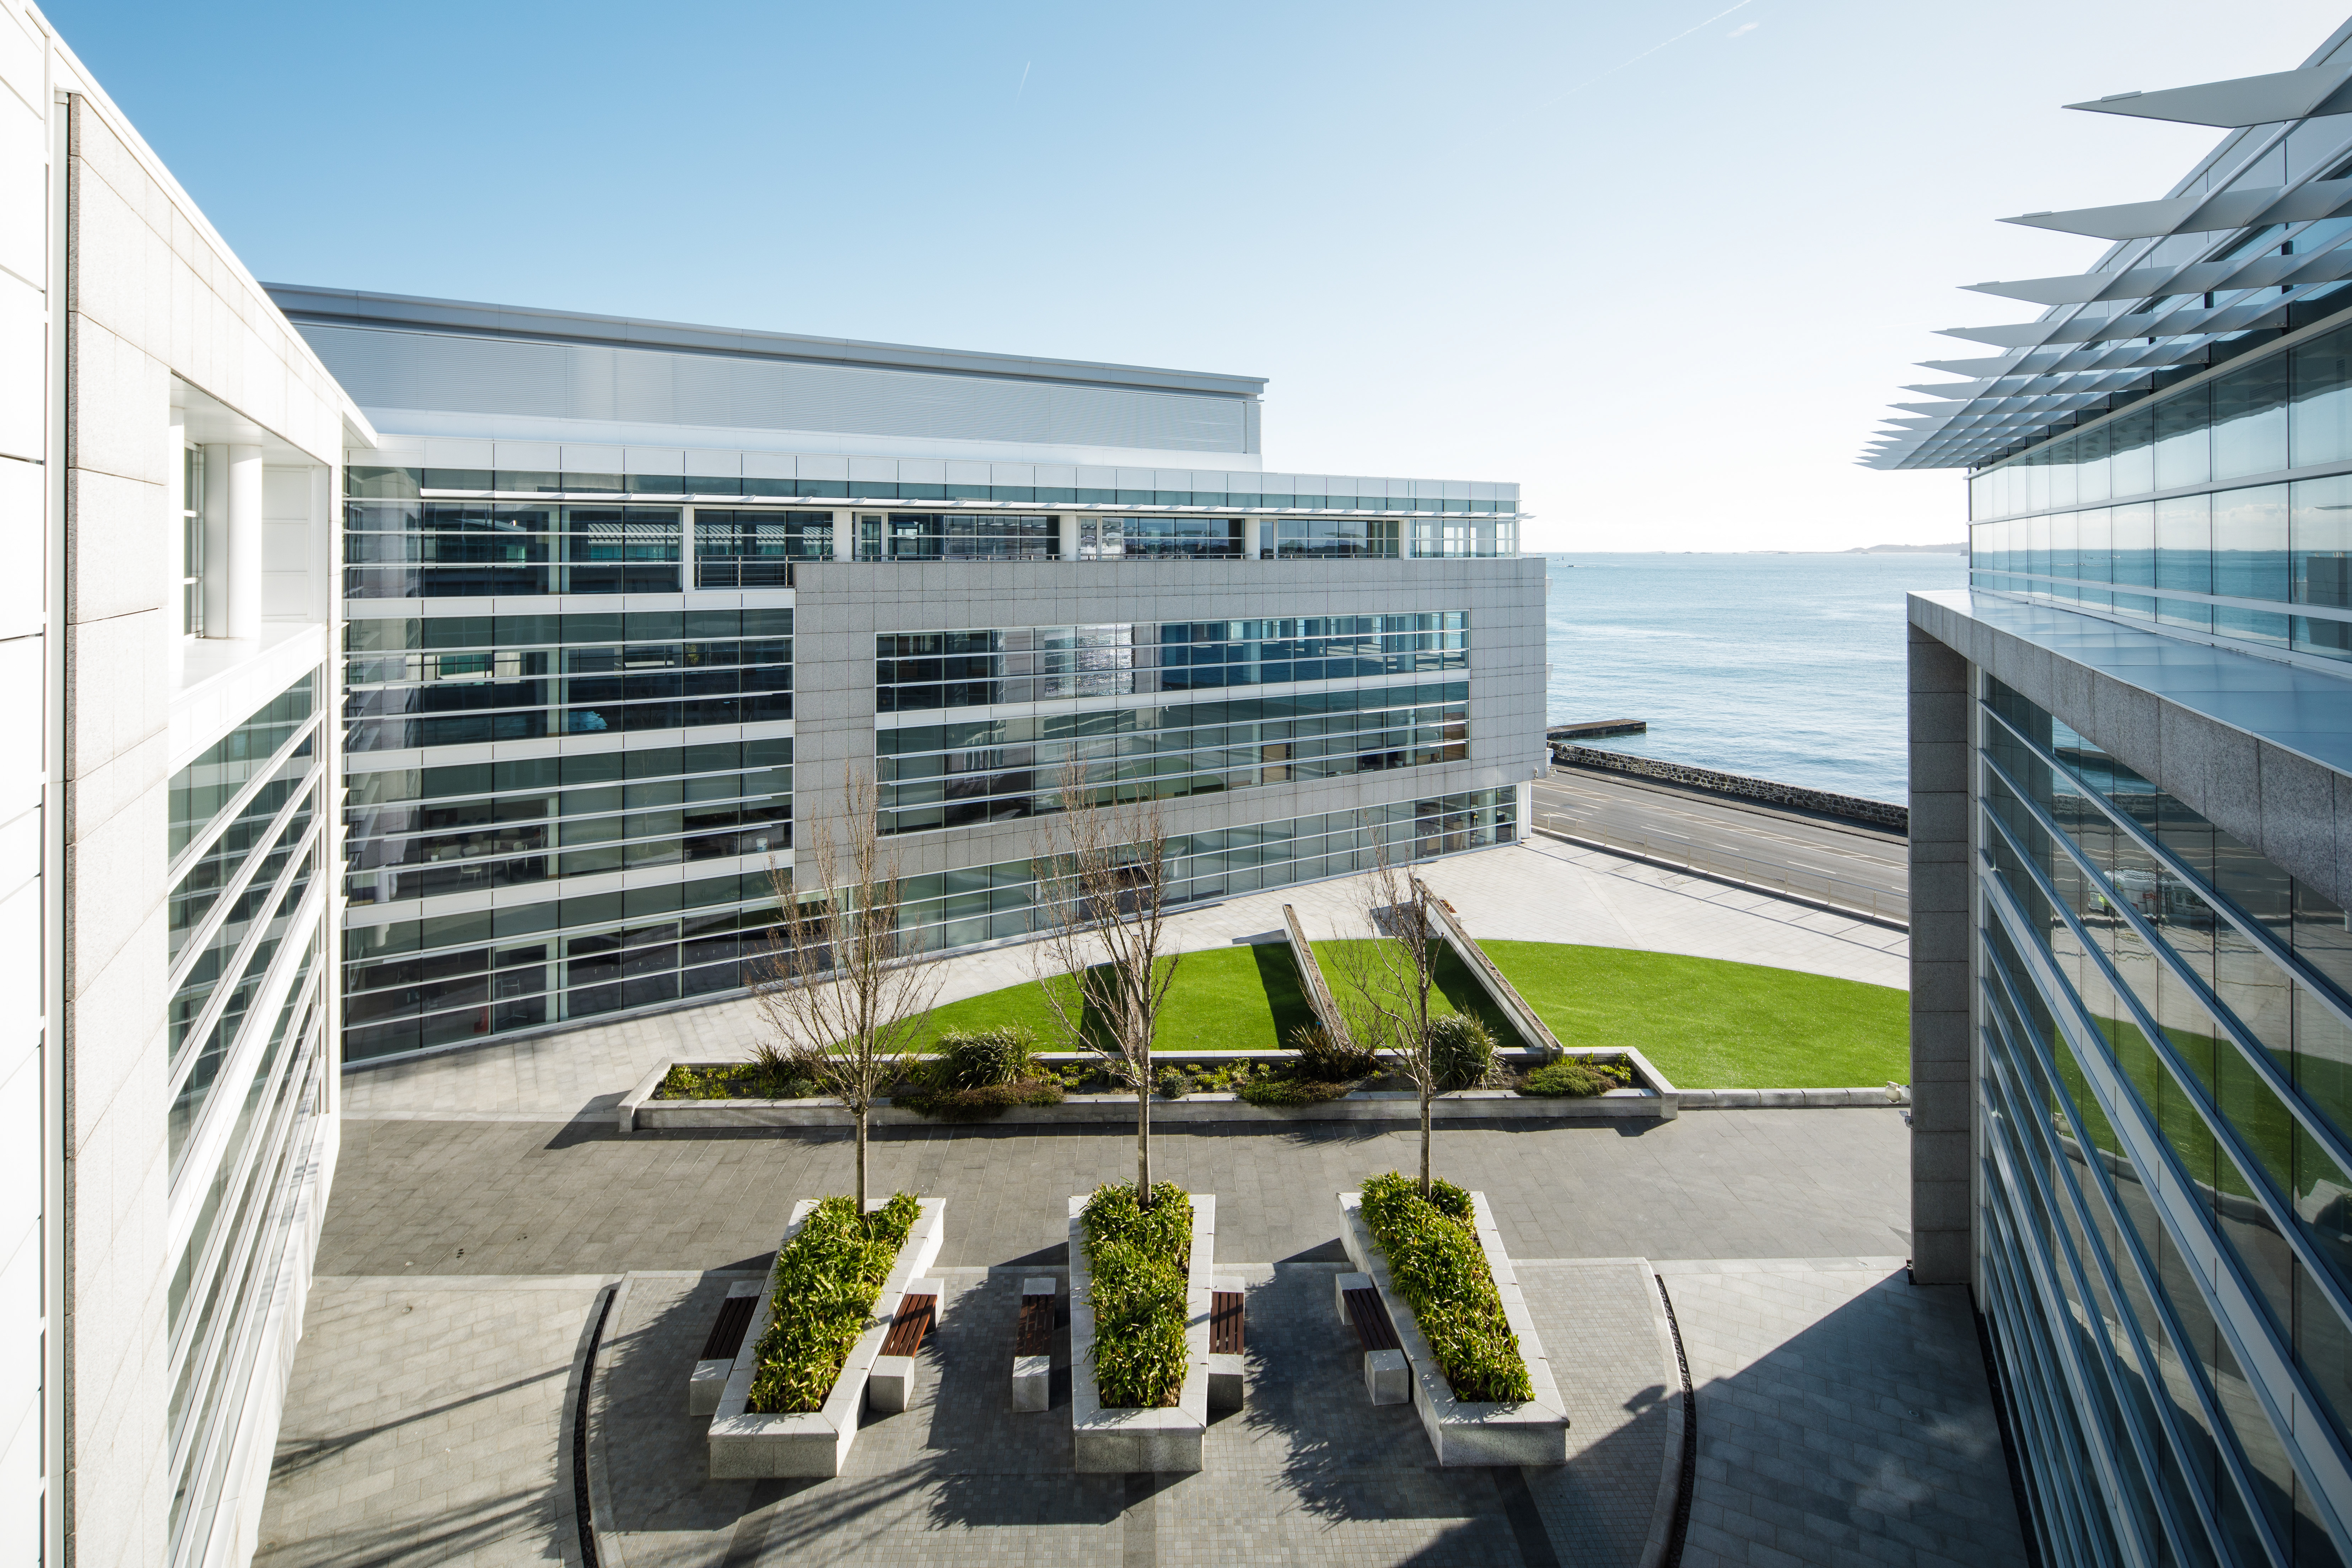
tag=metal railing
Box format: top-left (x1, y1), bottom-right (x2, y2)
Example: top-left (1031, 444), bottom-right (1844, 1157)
top-left (1536, 813), bottom-right (1909, 927)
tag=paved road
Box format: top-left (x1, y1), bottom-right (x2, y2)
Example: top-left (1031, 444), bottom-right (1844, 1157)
top-left (1533, 767), bottom-right (1907, 902)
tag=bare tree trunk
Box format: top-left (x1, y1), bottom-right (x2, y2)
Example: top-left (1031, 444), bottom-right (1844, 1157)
top-left (1420, 1092), bottom-right (1432, 1198)
top-left (1136, 1086), bottom-right (1149, 1200)
top-left (856, 1111), bottom-right (870, 1213)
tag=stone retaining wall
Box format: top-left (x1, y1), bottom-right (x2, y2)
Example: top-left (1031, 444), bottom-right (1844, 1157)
top-left (1551, 746), bottom-right (1908, 833)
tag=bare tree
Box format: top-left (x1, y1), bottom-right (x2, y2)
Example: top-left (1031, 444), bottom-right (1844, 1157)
top-left (751, 768), bottom-right (943, 1213)
top-left (1327, 837), bottom-right (1443, 1198)
top-left (1031, 761), bottom-right (1182, 1208)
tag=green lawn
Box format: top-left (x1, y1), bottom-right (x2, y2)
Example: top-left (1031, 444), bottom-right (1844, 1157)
top-left (1309, 940), bottom-right (1527, 1050)
top-left (909, 938), bottom-right (1906, 1088)
top-left (911, 943), bottom-right (1317, 1052)
top-left (1480, 941), bottom-right (1908, 1088)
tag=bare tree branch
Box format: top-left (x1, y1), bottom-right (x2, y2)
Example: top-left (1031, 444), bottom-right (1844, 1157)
top-left (1029, 759), bottom-right (1183, 1206)
top-left (1325, 833), bottom-right (1442, 1197)
top-left (749, 767), bottom-right (944, 1211)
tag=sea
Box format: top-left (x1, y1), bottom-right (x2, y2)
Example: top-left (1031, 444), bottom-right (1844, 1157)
top-left (1542, 552), bottom-right (1969, 806)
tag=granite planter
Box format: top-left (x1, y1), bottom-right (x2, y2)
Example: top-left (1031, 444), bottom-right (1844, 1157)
top-left (706, 1196), bottom-right (947, 1479)
top-left (1338, 1190), bottom-right (1568, 1466)
top-left (1068, 1192), bottom-right (1214, 1474)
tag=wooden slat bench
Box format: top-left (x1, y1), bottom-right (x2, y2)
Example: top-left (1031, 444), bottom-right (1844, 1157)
top-left (869, 1278), bottom-right (944, 1415)
top-left (689, 1280), bottom-right (765, 1416)
top-left (1208, 1276), bottom-right (1247, 1411)
top-left (1337, 1272), bottom-right (1409, 1404)
top-left (1012, 1276), bottom-right (1056, 1412)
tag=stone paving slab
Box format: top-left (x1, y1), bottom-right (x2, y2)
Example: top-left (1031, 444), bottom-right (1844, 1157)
top-left (252, 1275), bottom-right (600, 1568)
top-left (316, 1111), bottom-right (1916, 1281)
top-left (341, 837), bottom-right (1908, 1122)
top-left (592, 1258), bottom-right (1674, 1567)
top-left (1657, 1259), bottom-right (2030, 1568)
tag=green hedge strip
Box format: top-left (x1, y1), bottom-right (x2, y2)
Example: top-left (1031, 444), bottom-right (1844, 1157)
top-left (1358, 1172), bottom-right (1533, 1403)
top-left (1081, 1182), bottom-right (1193, 1409)
top-left (747, 1192), bottom-right (922, 1414)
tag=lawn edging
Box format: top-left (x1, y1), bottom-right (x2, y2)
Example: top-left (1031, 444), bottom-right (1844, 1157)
top-left (621, 1059), bottom-right (1672, 1130)
top-left (1338, 1189), bottom-right (1568, 1466)
top-left (1069, 1192), bottom-right (1213, 1473)
top-left (706, 1196), bottom-right (945, 1479)
top-left (1679, 1084), bottom-right (1910, 1109)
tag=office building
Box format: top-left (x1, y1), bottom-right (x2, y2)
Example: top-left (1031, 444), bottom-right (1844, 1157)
top-left (0, 4), bottom-right (367, 1566)
top-left (267, 286), bottom-right (1545, 1068)
top-left (0, 2), bottom-right (1542, 1562)
top-left (1880, 20), bottom-right (2352, 1564)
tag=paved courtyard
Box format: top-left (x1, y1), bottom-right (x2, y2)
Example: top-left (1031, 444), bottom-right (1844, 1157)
top-left (251, 844), bottom-right (2010, 1568)
top-left (593, 1259), bottom-right (1674, 1567)
top-left (248, 1109), bottom-right (2030, 1568)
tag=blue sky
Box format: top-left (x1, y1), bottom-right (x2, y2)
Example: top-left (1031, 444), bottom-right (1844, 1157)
top-left (41, 0), bottom-right (2352, 549)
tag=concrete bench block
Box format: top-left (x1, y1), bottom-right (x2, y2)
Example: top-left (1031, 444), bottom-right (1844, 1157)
top-left (1208, 1352), bottom-right (1245, 1411)
top-left (688, 1358), bottom-right (732, 1417)
top-left (1365, 1347), bottom-right (1410, 1406)
top-left (1336, 1271), bottom-right (1371, 1325)
top-left (1012, 1354), bottom-right (1051, 1412)
top-left (868, 1354), bottom-right (916, 1414)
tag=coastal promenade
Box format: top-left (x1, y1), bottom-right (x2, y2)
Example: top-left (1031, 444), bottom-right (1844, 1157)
top-left (1534, 765), bottom-right (1907, 911)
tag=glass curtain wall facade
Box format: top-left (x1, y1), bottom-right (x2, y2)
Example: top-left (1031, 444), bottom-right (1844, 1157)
top-left (1973, 673), bottom-right (2352, 1565)
top-left (310, 283), bottom-right (1534, 1073)
top-left (1967, 321), bottom-right (2352, 667)
top-left (163, 668), bottom-right (333, 1565)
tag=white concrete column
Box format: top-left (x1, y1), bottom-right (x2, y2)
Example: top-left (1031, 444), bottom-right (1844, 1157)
top-left (831, 508), bottom-right (852, 561)
top-left (1243, 516), bottom-right (1262, 560)
top-left (1057, 514), bottom-right (1080, 560)
top-left (226, 444), bottom-right (263, 640)
top-left (201, 443), bottom-right (230, 637)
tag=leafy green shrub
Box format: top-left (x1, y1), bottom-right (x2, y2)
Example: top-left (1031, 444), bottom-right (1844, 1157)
top-left (1518, 1057), bottom-right (1633, 1098)
top-left (656, 1061), bottom-right (818, 1100)
top-left (1357, 1171), bottom-right (1530, 1403)
top-left (1081, 1182), bottom-right (1194, 1408)
top-left (1427, 1015), bottom-right (1497, 1092)
top-left (1153, 1065), bottom-right (1195, 1098)
top-left (931, 1026), bottom-right (1038, 1089)
top-left (747, 1191), bottom-right (923, 1413)
top-left (1238, 1073), bottom-right (1356, 1106)
top-left (894, 1079), bottom-right (1063, 1121)
top-left (1291, 1021), bottom-right (1378, 1082)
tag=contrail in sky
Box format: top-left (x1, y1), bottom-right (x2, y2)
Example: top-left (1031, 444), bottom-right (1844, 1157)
top-left (1016, 61), bottom-right (1031, 102)
top-left (1559, 0), bottom-right (1761, 98)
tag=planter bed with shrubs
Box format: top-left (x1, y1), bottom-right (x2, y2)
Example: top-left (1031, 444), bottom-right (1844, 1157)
top-left (1069, 1183), bottom-right (1213, 1474)
top-left (1338, 1176), bottom-right (1568, 1467)
top-left (707, 1192), bottom-right (946, 1479)
top-left (620, 1025), bottom-right (1677, 1131)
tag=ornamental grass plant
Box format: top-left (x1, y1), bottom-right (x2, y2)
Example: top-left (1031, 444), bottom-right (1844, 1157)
top-left (746, 1191), bottom-right (922, 1415)
top-left (1357, 1171), bottom-right (1532, 1404)
top-left (1080, 1181), bottom-right (1194, 1408)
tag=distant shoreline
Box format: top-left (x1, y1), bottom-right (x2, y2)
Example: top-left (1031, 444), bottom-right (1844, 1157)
top-left (1541, 544), bottom-right (1967, 555)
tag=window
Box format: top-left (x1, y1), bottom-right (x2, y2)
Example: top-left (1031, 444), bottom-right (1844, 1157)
top-left (182, 447), bottom-right (205, 635)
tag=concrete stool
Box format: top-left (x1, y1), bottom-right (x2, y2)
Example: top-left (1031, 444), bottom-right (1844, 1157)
top-left (1335, 1272), bottom-right (1371, 1322)
top-left (1365, 1348), bottom-right (1410, 1405)
top-left (690, 1280), bottom-right (764, 1416)
top-left (1208, 1276), bottom-right (1245, 1411)
top-left (868, 1278), bottom-right (942, 1414)
top-left (1013, 1277), bottom-right (1055, 1412)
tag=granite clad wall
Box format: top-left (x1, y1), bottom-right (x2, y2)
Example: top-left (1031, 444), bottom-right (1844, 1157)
top-left (789, 555), bottom-right (1548, 885)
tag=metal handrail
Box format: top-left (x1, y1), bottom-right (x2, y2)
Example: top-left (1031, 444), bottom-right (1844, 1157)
top-left (1537, 813), bottom-right (1909, 926)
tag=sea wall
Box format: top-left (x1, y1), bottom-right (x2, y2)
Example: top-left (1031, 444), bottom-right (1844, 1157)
top-left (1551, 745), bottom-right (1908, 833)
